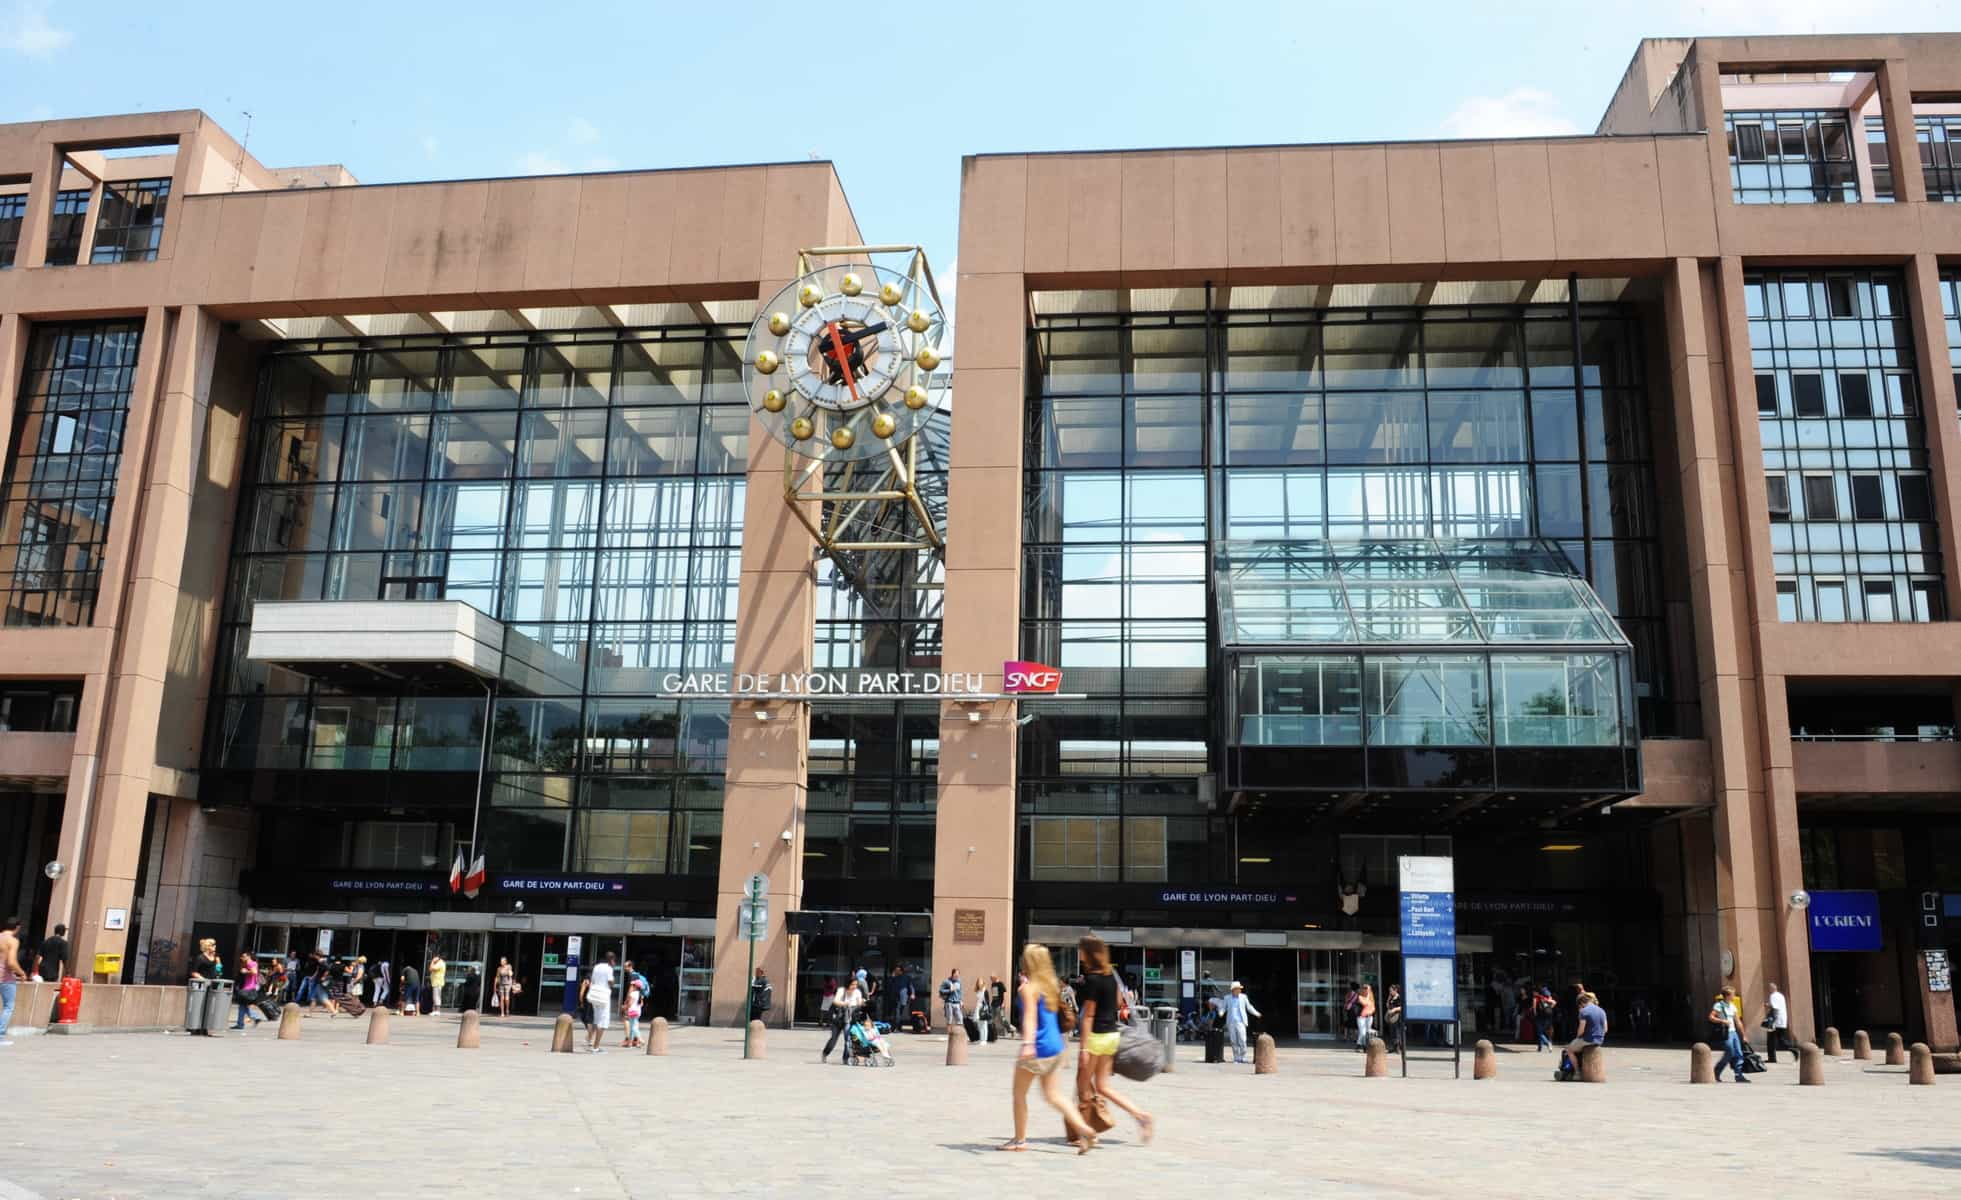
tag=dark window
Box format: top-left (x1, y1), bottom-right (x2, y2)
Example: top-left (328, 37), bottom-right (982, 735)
top-left (1792, 373), bottom-right (1826, 416)
top-left (1826, 277), bottom-right (1857, 318)
top-left (1838, 372), bottom-right (1872, 418)
top-left (1899, 473), bottom-right (1933, 521)
top-left (1766, 475), bottom-right (1791, 520)
top-left (0, 192), bottom-right (24, 268)
top-left (90, 178), bottom-right (170, 264)
top-left (1850, 473), bottom-right (1885, 520)
top-left (0, 680), bottom-right (81, 731)
top-left (43, 188), bottom-right (89, 266)
top-left (1755, 373), bottom-right (1778, 414)
top-left (1726, 110), bottom-right (1858, 204)
top-left (1802, 475), bottom-right (1837, 521)
top-left (1734, 122), bottom-right (1766, 161)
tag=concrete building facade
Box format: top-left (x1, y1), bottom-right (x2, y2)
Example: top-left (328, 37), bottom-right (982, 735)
top-left (4, 34), bottom-right (1961, 1046)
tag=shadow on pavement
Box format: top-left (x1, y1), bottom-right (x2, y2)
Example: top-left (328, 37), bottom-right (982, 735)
top-left (1855, 1147), bottom-right (1961, 1170)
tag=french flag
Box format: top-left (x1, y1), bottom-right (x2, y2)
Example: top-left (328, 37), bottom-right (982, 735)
top-left (448, 849), bottom-right (465, 893)
top-left (463, 854), bottom-right (487, 899)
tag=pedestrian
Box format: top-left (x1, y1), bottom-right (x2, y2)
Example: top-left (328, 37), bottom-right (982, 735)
top-left (0, 915), bottom-right (24, 1047)
top-left (991, 975), bottom-right (1013, 1037)
top-left (1708, 987), bottom-right (1750, 1083)
top-left (1354, 982), bottom-right (1377, 1051)
top-left (231, 953), bottom-right (265, 1031)
top-left (1532, 984), bottom-right (1557, 1051)
top-left (820, 975), bottom-right (864, 1063)
top-left (494, 956), bottom-right (516, 1018)
top-left (940, 967), bottom-right (964, 1029)
top-left (30, 922), bottom-right (69, 982)
top-left (1384, 983), bottom-right (1405, 1050)
top-left (189, 938), bottom-right (224, 1037)
top-left (371, 958), bottom-right (391, 1010)
top-left (748, 966), bottom-right (773, 1023)
top-left (1073, 935), bottom-right (1154, 1145)
top-left (1761, 981), bottom-right (1794, 1063)
top-left (399, 962), bottom-right (421, 1016)
top-left (347, 956), bottom-right (367, 1006)
top-left (621, 967), bottom-right (645, 1049)
top-left (1341, 981), bottom-right (1360, 1040)
top-left (1557, 990), bottom-right (1609, 1081)
top-left (1220, 981), bottom-right (1261, 1064)
top-left (1000, 944), bottom-right (1097, 1154)
top-left (427, 953), bottom-right (447, 1015)
top-left (580, 951), bottom-right (616, 1052)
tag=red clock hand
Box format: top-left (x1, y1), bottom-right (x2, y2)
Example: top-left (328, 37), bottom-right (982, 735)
top-left (824, 320), bottom-right (863, 405)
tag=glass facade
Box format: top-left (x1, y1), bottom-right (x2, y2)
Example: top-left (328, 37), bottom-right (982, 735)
top-left (42, 188), bottom-right (89, 266)
top-left (1726, 109), bottom-right (1858, 204)
top-left (90, 178), bottom-right (169, 263)
top-left (207, 324), bottom-right (750, 883)
top-left (0, 192), bottom-right (24, 268)
top-left (1747, 270), bottom-right (1944, 622)
top-left (0, 321), bottom-right (143, 626)
top-left (1869, 113), bottom-right (1961, 203)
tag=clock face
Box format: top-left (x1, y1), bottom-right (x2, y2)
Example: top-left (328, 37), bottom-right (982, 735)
top-left (744, 262), bottom-right (949, 461)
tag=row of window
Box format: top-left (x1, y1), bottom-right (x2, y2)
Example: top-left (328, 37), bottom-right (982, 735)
top-left (0, 179), bottom-right (170, 269)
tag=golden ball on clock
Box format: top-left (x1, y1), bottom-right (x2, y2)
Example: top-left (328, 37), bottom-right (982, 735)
top-left (914, 347), bottom-right (941, 372)
top-left (754, 349), bottom-right (780, 374)
top-left (829, 426), bottom-right (856, 450)
top-left (871, 412), bottom-right (898, 439)
top-left (767, 311), bottom-right (791, 336)
top-left (840, 272), bottom-right (864, 296)
top-left (789, 417), bottom-right (814, 441)
top-left (761, 389), bottom-right (786, 413)
top-left (907, 309), bottom-right (932, 334)
top-left (903, 384), bottom-right (929, 410)
top-left (879, 281), bottom-right (905, 306)
top-left (798, 283), bottom-right (824, 308)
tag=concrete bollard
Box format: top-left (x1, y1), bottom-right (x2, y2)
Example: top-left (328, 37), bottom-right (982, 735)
top-left (1910, 1042), bottom-right (1935, 1085)
top-left (365, 1005), bottom-right (390, 1045)
top-left (1799, 1043), bottom-right (1826, 1085)
top-left (1821, 1026), bottom-right (1842, 1056)
top-left (277, 1003), bottom-right (303, 1040)
top-left (944, 1027), bottom-right (967, 1066)
top-left (1578, 1045), bottom-right (1606, 1083)
top-left (551, 1012), bottom-right (575, 1053)
top-left (1887, 1032), bottom-right (1907, 1066)
top-left (745, 1019), bottom-right (767, 1060)
top-left (1363, 1036), bottom-right (1388, 1077)
top-left (1690, 1042), bottom-right (1716, 1083)
top-left (646, 1016), bottom-right (668, 1056)
top-left (456, 1009), bottom-right (480, 1049)
top-left (1854, 1029), bottom-right (1871, 1060)
top-left (1253, 1033), bottom-right (1278, 1074)
top-left (1473, 1039), bottom-right (1497, 1079)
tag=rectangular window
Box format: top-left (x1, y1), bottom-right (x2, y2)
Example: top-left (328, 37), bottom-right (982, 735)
top-left (1755, 373), bottom-right (1778, 414)
top-left (1838, 372), bottom-right (1872, 418)
top-left (0, 192), bottom-right (24, 269)
top-left (1816, 580), bottom-right (1847, 622)
top-left (1765, 474), bottom-right (1791, 520)
top-left (1899, 473), bottom-right (1933, 521)
top-left (1826, 277), bottom-right (1857, 318)
top-left (1850, 474), bottom-right (1885, 521)
top-left (1792, 374), bottom-right (1826, 417)
top-left (1776, 579), bottom-right (1799, 622)
top-left (1726, 110), bottom-right (1858, 204)
top-left (1802, 474), bottom-right (1837, 521)
top-left (89, 178), bottom-right (170, 264)
top-left (1864, 580), bottom-right (1897, 622)
top-left (1911, 580), bottom-right (1944, 622)
top-left (42, 188), bottom-right (89, 266)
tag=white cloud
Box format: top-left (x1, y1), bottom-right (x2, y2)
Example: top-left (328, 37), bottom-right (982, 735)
top-left (585, 154), bottom-right (619, 171)
top-left (1439, 88), bottom-right (1580, 140)
top-left (514, 150), bottom-right (569, 175)
top-left (421, 135), bottom-right (440, 161)
top-left (568, 117), bottom-right (601, 145)
top-left (0, 1), bottom-right (72, 57)
top-left (1666, 0), bottom-right (1928, 35)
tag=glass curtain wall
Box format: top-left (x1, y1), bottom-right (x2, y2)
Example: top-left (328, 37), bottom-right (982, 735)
top-left (1725, 110), bottom-right (1859, 204)
top-left (208, 325), bottom-right (747, 881)
top-left (0, 320), bottom-right (143, 626)
top-left (90, 178), bottom-right (170, 264)
top-left (1748, 270), bottom-right (1944, 622)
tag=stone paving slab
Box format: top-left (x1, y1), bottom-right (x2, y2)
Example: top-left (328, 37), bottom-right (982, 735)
top-left (2, 1014), bottom-right (1956, 1198)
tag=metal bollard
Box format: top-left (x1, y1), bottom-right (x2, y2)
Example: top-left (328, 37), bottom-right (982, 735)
top-left (551, 1012), bottom-right (575, 1053)
top-left (1473, 1039), bottom-right (1497, 1079)
top-left (1690, 1042), bottom-right (1715, 1083)
top-left (647, 1015), bottom-right (668, 1056)
top-left (1253, 1032), bottom-right (1278, 1074)
top-left (277, 1003), bottom-right (303, 1041)
top-left (1853, 1030), bottom-right (1871, 1060)
top-left (365, 1005), bottom-right (390, 1045)
top-left (1363, 1036), bottom-right (1388, 1077)
top-left (944, 1027), bottom-right (967, 1066)
top-left (745, 1018), bottom-right (767, 1060)
top-left (1821, 1026), bottom-right (1842, 1056)
top-left (1799, 1043), bottom-right (1825, 1085)
top-left (1887, 1032), bottom-right (1906, 1066)
top-left (1910, 1042), bottom-right (1935, 1085)
top-left (456, 1009), bottom-right (480, 1049)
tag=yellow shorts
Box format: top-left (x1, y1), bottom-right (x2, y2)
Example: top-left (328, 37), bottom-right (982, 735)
top-left (1085, 1030), bottom-right (1120, 1056)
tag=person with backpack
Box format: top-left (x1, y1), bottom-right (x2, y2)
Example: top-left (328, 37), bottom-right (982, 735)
top-left (1709, 986), bottom-right (1751, 1083)
top-left (748, 967), bottom-right (773, 1023)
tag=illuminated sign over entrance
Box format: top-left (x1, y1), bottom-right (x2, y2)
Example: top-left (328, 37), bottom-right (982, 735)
top-left (656, 662), bottom-right (1077, 700)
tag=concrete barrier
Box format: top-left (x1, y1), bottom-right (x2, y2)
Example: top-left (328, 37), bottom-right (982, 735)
top-left (1253, 1033), bottom-right (1277, 1074)
top-left (550, 1012), bottom-right (575, 1053)
top-left (1363, 1037), bottom-right (1388, 1077)
top-left (1887, 1032), bottom-right (1906, 1066)
top-left (365, 1006), bottom-right (390, 1044)
top-left (1821, 1026), bottom-right (1842, 1056)
top-left (1911, 1042), bottom-right (1935, 1085)
top-left (745, 1019), bottom-right (767, 1060)
top-left (1853, 1030), bottom-right (1871, 1060)
top-left (1578, 1045), bottom-right (1606, 1082)
top-left (647, 1016), bottom-right (668, 1056)
top-left (1799, 1043), bottom-right (1825, 1085)
top-left (1690, 1042), bottom-right (1715, 1083)
top-left (9, 983), bottom-right (190, 1035)
top-left (456, 1009), bottom-right (480, 1049)
top-left (943, 1026), bottom-right (966, 1065)
top-left (1473, 1039), bottom-right (1497, 1079)
top-left (277, 1003), bottom-right (303, 1040)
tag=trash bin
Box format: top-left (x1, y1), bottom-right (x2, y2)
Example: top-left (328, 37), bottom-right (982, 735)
top-left (184, 978), bottom-right (211, 1032)
top-left (1151, 1006), bottom-right (1179, 1073)
top-left (202, 979), bottom-right (234, 1033)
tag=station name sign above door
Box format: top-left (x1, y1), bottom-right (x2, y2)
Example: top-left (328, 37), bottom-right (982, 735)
top-left (656, 661), bottom-right (1070, 700)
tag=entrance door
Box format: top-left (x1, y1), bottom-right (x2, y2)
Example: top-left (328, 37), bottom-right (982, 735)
top-left (1232, 949), bottom-right (1299, 1040)
top-left (1297, 949), bottom-right (1381, 1040)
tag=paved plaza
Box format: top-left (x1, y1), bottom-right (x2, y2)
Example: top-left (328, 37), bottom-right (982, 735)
top-left (4, 1014), bottom-right (1960, 1198)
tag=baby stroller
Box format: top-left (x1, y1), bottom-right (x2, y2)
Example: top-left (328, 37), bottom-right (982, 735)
top-left (843, 1020), bottom-right (894, 1067)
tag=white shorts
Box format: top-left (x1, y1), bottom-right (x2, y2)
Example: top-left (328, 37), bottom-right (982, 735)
top-left (590, 1002), bottom-right (612, 1030)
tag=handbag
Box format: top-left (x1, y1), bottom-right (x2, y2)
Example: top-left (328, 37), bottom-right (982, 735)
top-left (1113, 1013), bottom-right (1164, 1082)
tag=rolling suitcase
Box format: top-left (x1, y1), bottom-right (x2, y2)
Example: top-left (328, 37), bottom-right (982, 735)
top-left (964, 1015), bottom-right (982, 1042)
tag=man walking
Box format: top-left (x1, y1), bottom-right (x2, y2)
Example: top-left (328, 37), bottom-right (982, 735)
top-left (1709, 987), bottom-right (1751, 1083)
top-left (31, 923), bottom-right (69, 982)
top-left (0, 916), bottom-right (23, 1046)
top-left (580, 951), bottom-right (616, 1052)
top-left (1762, 981), bottom-right (1794, 1063)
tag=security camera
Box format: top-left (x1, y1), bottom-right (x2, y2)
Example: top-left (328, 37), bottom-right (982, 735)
top-left (780, 829), bottom-right (794, 843)
top-left (1016, 713), bottom-right (1037, 727)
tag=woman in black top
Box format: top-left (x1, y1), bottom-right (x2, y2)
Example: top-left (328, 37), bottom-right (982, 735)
top-left (1073, 935), bottom-right (1154, 1144)
top-left (188, 939), bottom-right (224, 1037)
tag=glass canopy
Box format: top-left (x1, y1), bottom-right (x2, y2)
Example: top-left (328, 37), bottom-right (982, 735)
top-left (1215, 539), bottom-right (1629, 649)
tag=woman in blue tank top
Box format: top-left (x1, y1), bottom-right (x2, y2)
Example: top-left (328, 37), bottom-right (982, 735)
top-left (1002, 943), bottom-right (1097, 1153)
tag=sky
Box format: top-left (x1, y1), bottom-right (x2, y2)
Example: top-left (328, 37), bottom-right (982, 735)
top-left (3, 0), bottom-right (1959, 302)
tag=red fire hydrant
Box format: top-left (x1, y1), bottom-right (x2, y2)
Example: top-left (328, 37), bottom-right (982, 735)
top-left (55, 976), bottom-right (82, 1024)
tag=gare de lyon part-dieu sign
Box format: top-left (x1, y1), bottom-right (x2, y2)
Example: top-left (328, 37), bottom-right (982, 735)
top-left (655, 660), bottom-right (1069, 700)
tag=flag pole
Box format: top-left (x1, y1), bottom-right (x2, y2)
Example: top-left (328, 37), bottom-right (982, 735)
top-left (467, 675), bottom-right (494, 880)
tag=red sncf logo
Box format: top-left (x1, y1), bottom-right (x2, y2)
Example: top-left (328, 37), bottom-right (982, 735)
top-left (1002, 660), bottom-right (1061, 694)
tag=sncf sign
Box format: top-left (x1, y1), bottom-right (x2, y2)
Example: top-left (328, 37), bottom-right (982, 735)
top-left (1002, 660), bottom-right (1061, 694)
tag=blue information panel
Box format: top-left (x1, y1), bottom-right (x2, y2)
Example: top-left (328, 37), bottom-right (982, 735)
top-left (1808, 890), bottom-right (1883, 952)
top-left (1404, 955), bottom-right (1456, 1022)
top-left (1400, 891), bottom-right (1457, 957)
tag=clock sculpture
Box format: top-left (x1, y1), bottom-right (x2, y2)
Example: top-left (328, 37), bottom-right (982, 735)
top-left (744, 246), bottom-right (949, 558)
